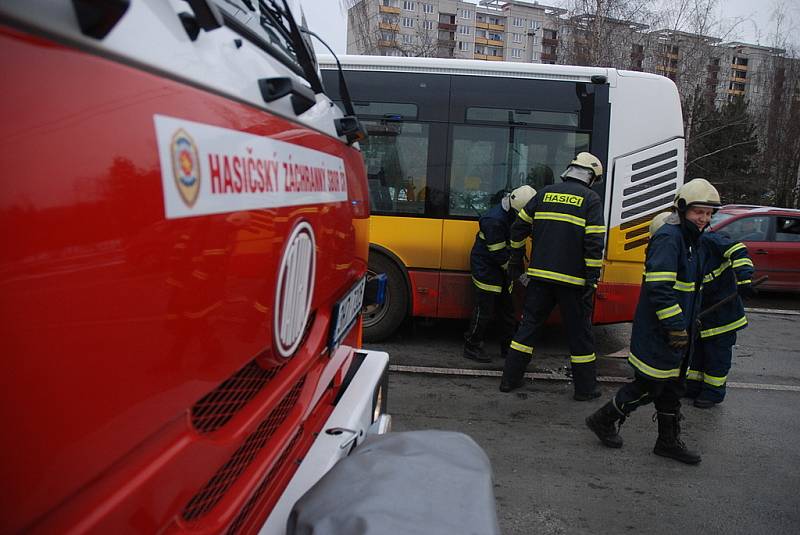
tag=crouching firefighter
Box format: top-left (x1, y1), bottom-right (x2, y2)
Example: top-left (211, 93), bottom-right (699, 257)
top-left (500, 153), bottom-right (605, 400)
top-left (586, 178), bottom-right (721, 465)
top-left (687, 228), bottom-right (756, 407)
top-left (464, 185), bottom-right (537, 362)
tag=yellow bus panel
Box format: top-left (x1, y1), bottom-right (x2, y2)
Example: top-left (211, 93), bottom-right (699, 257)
top-left (441, 219), bottom-right (480, 271)
top-left (370, 216), bottom-right (443, 269)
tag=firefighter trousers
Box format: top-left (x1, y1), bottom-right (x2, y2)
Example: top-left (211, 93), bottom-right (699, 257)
top-left (614, 371), bottom-right (683, 415)
top-left (686, 331), bottom-right (736, 403)
top-left (504, 280), bottom-right (597, 396)
top-left (464, 285), bottom-right (517, 355)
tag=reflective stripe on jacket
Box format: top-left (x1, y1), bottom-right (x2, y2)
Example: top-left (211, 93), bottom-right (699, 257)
top-left (628, 222), bottom-right (705, 379)
top-left (698, 231), bottom-right (754, 338)
top-left (470, 203), bottom-right (515, 292)
top-left (509, 180), bottom-right (605, 287)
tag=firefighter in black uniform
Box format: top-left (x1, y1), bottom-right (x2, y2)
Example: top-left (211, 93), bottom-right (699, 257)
top-left (585, 178), bottom-right (722, 465)
top-left (464, 185), bottom-right (537, 362)
top-left (500, 153), bottom-right (605, 400)
top-left (688, 228), bottom-right (756, 407)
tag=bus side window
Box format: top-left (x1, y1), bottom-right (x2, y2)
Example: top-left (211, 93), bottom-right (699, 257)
top-left (450, 125), bottom-right (508, 216)
top-left (449, 124), bottom-right (590, 217)
top-left (362, 120), bottom-right (430, 215)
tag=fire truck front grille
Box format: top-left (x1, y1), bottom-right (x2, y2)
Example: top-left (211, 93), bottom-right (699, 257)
top-left (226, 431), bottom-right (303, 534)
top-left (191, 360), bottom-right (284, 434)
top-left (181, 378), bottom-right (305, 522)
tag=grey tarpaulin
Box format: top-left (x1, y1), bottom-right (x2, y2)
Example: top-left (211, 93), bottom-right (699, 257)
top-left (286, 430), bottom-right (500, 535)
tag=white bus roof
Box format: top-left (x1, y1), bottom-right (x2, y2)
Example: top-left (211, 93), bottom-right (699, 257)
top-left (317, 54), bottom-right (671, 86)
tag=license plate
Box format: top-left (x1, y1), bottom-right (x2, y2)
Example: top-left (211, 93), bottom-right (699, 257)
top-left (329, 276), bottom-right (366, 351)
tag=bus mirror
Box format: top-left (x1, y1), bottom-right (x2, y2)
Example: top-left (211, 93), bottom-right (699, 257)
top-left (335, 116), bottom-right (368, 145)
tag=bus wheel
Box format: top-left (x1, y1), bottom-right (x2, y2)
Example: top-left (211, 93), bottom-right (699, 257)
top-left (363, 253), bottom-right (408, 342)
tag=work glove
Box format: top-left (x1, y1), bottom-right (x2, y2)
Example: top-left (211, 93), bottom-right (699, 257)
top-left (737, 282), bottom-right (758, 299)
top-left (667, 329), bottom-right (689, 349)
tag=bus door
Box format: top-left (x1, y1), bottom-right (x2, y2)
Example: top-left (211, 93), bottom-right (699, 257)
top-left (443, 74), bottom-right (598, 316)
top-left (322, 69), bottom-right (451, 324)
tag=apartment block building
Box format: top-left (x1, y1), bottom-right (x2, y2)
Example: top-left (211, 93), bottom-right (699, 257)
top-left (717, 42), bottom-right (786, 110)
top-left (347, 0), bottom-right (565, 63)
top-left (346, 0), bottom-right (795, 108)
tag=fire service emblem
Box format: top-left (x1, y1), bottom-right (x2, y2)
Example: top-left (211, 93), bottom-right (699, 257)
top-left (170, 129), bottom-right (201, 207)
top-left (274, 221), bottom-right (316, 357)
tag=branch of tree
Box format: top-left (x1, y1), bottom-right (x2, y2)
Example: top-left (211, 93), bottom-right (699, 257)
top-left (687, 139), bottom-right (759, 166)
top-left (687, 120), bottom-right (751, 145)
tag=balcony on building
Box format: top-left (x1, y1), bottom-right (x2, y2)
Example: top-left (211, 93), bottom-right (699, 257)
top-left (379, 22), bottom-right (400, 31)
top-left (380, 5), bottom-right (400, 15)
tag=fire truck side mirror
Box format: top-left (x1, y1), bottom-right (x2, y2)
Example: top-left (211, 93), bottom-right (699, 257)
top-left (258, 77), bottom-right (317, 115)
top-left (335, 117), bottom-right (368, 145)
top-left (183, 0), bottom-right (223, 31)
top-left (71, 0), bottom-right (130, 39)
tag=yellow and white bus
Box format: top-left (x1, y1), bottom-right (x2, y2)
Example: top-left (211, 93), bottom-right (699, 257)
top-left (320, 55), bottom-right (685, 341)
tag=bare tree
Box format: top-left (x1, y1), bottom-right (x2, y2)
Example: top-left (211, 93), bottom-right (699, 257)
top-left (759, 3), bottom-right (800, 207)
top-left (557, 0), bottom-right (658, 67)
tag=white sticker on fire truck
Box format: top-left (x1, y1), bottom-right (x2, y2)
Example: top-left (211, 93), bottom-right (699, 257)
top-left (154, 115), bottom-right (348, 219)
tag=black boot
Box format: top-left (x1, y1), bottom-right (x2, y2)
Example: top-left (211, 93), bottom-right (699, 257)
top-left (572, 360), bottom-right (600, 401)
top-left (653, 411), bottom-right (702, 465)
top-left (499, 351), bottom-right (529, 392)
top-left (463, 342), bottom-right (491, 363)
top-left (585, 401), bottom-right (625, 448)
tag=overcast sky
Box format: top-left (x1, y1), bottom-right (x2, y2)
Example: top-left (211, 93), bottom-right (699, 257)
top-left (298, 0), bottom-right (799, 55)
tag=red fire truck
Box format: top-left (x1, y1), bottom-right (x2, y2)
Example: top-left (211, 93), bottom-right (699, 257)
top-left (0, 1), bottom-right (389, 533)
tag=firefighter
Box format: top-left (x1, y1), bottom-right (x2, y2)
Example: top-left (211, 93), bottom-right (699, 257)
top-left (464, 185), bottom-right (537, 362)
top-left (585, 178), bottom-right (721, 465)
top-left (500, 153), bottom-right (605, 400)
top-left (688, 227), bottom-right (756, 407)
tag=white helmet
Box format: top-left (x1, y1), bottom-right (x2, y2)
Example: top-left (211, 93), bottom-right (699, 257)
top-left (561, 152), bottom-right (603, 185)
top-left (649, 211), bottom-right (671, 235)
top-left (509, 185), bottom-right (537, 211)
top-left (674, 178), bottom-right (721, 211)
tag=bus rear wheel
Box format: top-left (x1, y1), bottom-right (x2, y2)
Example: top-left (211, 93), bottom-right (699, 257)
top-left (363, 253), bottom-right (408, 342)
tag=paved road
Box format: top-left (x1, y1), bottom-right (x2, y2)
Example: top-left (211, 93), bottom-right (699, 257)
top-left (366, 309), bottom-right (800, 534)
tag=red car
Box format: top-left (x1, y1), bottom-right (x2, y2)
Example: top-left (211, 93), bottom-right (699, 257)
top-left (710, 205), bottom-right (800, 291)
